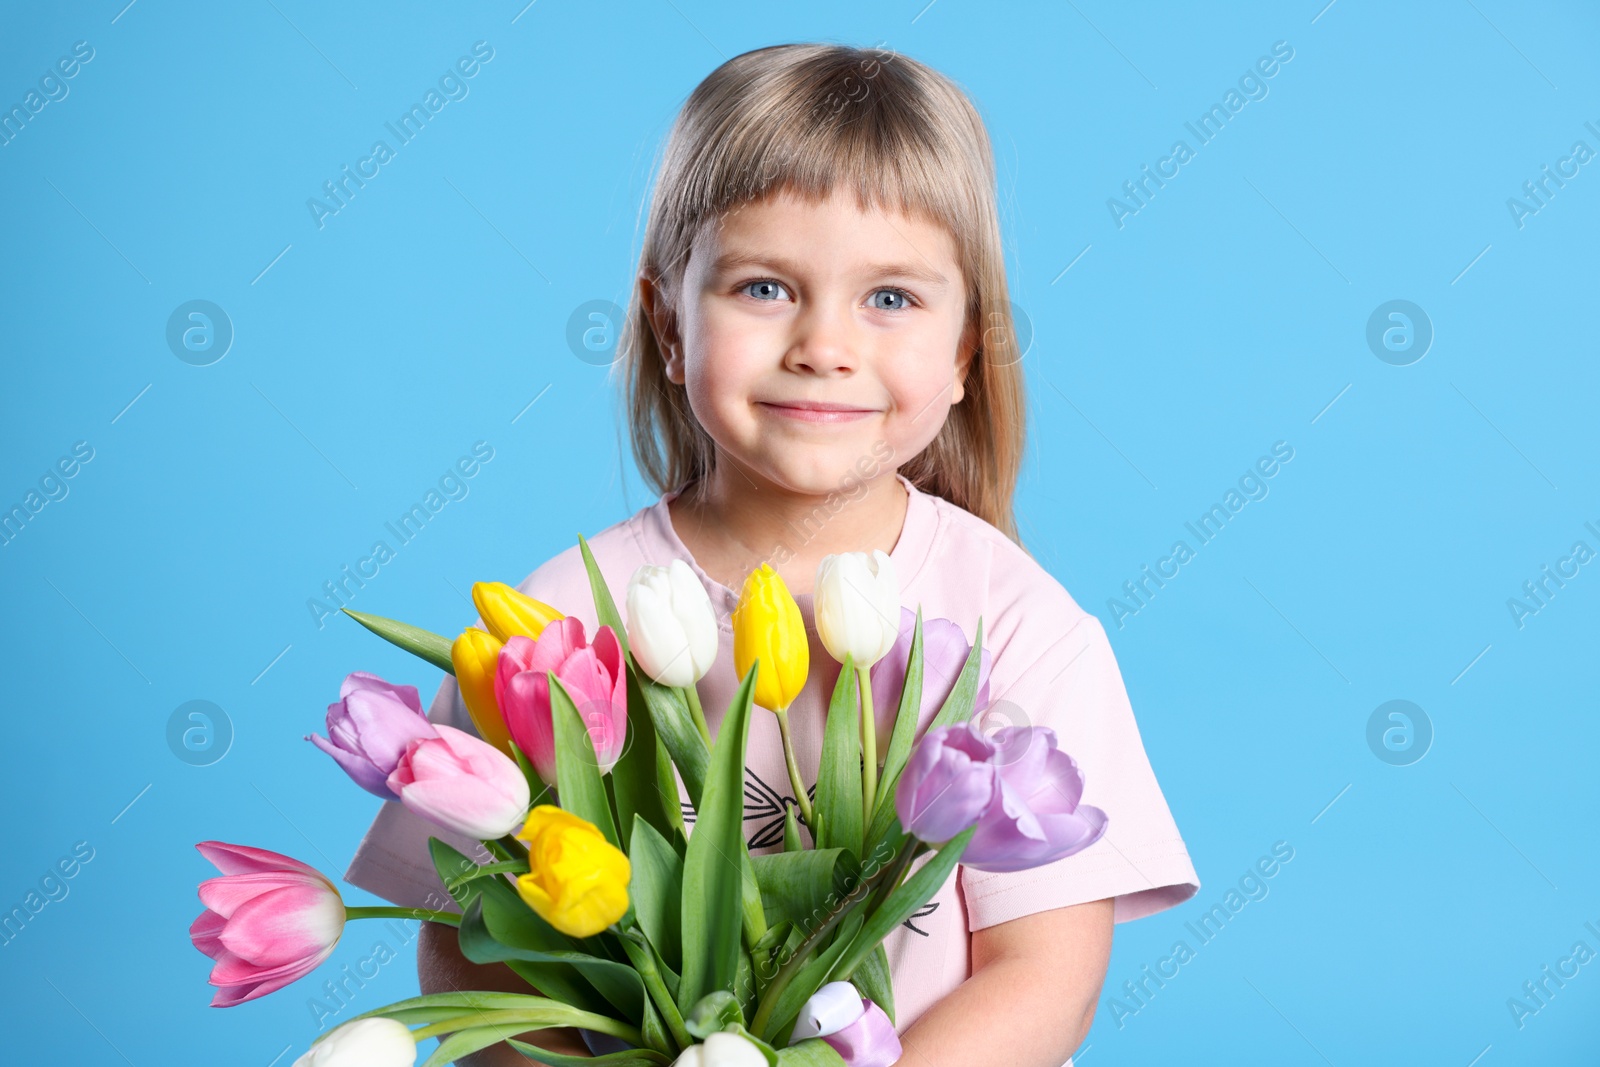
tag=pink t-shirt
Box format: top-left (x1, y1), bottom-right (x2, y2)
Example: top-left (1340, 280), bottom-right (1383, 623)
top-left (343, 471), bottom-right (1199, 1052)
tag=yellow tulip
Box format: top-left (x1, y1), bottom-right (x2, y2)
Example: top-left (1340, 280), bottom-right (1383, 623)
top-left (472, 581), bottom-right (564, 643)
top-left (732, 563), bottom-right (809, 712)
top-left (451, 627), bottom-right (513, 755)
top-left (514, 805), bottom-right (631, 938)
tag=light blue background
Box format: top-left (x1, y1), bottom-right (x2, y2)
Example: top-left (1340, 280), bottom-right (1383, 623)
top-left (2, 1), bottom-right (1596, 1064)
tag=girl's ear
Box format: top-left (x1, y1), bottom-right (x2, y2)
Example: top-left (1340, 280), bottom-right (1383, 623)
top-left (952, 315), bottom-right (980, 404)
top-left (639, 272), bottom-right (684, 383)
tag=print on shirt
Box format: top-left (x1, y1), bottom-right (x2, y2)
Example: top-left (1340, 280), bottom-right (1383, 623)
top-left (681, 766), bottom-right (938, 937)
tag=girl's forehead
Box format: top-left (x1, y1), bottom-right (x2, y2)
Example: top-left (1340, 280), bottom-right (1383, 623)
top-left (694, 189), bottom-right (959, 263)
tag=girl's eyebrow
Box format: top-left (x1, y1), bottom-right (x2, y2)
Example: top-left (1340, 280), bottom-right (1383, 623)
top-left (711, 250), bottom-right (949, 289)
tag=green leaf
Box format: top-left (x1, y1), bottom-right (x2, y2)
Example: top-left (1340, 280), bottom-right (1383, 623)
top-left (831, 829), bottom-right (974, 989)
top-left (340, 607), bottom-right (454, 673)
top-left (814, 654), bottom-right (863, 858)
top-left (549, 675), bottom-right (622, 852)
top-left (579, 533), bottom-right (631, 659)
top-left (678, 663), bottom-right (759, 1016)
top-left (750, 849), bottom-right (858, 931)
top-left (783, 805), bottom-right (804, 853)
top-left (417, 1007), bottom-right (638, 1067)
top-left (459, 894), bottom-right (645, 1021)
top-left (925, 616), bottom-right (985, 734)
top-left (637, 666), bottom-right (710, 807)
top-left (684, 990), bottom-right (744, 1040)
top-left (614, 664), bottom-right (677, 851)
top-left (865, 617), bottom-right (985, 855)
top-left (629, 814), bottom-right (684, 972)
top-left (775, 1040), bottom-right (848, 1065)
top-left (428, 841), bottom-right (614, 1018)
top-left (762, 911), bottom-right (865, 1048)
top-left (848, 943), bottom-right (895, 1026)
top-left (508, 1041), bottom-right (671, 1067)
top-left (869, 609), bottom-right (924, 836)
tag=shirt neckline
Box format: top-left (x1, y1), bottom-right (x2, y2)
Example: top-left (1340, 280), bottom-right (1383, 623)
top-left (638, 470), bottom-right (939, 625)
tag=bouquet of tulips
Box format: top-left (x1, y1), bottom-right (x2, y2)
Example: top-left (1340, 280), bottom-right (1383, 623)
top-left (190, 537), bottom-right (1108, 1066)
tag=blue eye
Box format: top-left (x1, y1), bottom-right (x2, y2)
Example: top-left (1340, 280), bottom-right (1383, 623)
top-left (870, 288), bottom-right (912, 311)
top-left (742, 280), bottom-right (788, 301)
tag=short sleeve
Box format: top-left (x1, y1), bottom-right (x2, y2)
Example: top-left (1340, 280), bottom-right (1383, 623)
top-left (959, 615), bottom-right (1199, 931)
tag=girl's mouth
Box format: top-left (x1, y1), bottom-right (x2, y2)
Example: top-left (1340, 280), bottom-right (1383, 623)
top-left (756, 401), bottom-right (878, 424)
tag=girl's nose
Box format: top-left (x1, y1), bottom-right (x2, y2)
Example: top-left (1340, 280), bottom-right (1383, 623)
top-left (783, 303), bottom-right (858, 376)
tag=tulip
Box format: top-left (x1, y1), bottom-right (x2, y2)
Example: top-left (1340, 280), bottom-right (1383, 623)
top-left (791, 981), bottom-right (866, 1041)
top-left (895, 722), bottom-right (1000, 844)
top-left (306, 671), bottom-right (438, 801)
top-left (671, 1031), bottom-right (769, 1067)
top-left (626, 560), bottom-right (718, 689)
top-left (869, 607), bottom-right (992, 759)
top-left (451, 627), bottom-right (513, 755)
top-left (495, 617), bottom-right (628, 786)
top-left (815, 551), bottom-right (900, 823)
top-left (472, 580), bottom-right (564, 643)
top-left (732, 563), bottom-right (809, 713)
top-left (627, 559), bottom-right (719, 745)
top-left (818, 999), bottom-right (900, 1067)
top-left (961, 726), bottom-right (1108, 873)
top-left (190, 842), bottom-right (344, 1007)
top-left (387, 724), bottom-right (531, 840)
top-left (814, 551), bottom-right (900, 670)
top-left (732, 562), bottom-right (811, 825)
top-left (293, 1018), bottom-right (417, 1066)
top-left (515, 805), bottom-right (631, 937)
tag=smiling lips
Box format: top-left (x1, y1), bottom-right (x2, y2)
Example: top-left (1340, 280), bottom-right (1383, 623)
top-left (757, 401), bottom-right (879, 424)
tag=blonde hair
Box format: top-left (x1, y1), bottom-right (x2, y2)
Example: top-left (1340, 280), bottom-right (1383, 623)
top-left (616, 42), bottom-right (1027, 546)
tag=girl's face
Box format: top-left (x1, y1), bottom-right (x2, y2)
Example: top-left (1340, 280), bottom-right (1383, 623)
top-left (649, 187), bottom-right (977, 498)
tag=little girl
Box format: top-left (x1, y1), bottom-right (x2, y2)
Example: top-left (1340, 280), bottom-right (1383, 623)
top-left (345, 42), bottom-right (1198, 1067)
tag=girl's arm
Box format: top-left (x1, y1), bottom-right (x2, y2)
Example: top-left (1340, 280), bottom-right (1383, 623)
top-left (417, 920), bottom-right (593, 1063)
top-left (893, 897), bottom-right (1114, 1067)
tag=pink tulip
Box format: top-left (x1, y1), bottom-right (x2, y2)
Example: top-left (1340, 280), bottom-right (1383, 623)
top-left (189, 841), bottom-right (344, 1007)
top-left (494, 617), bottom-right (627, 785)
top-left (821, 998), bottom-right (901, 1067)
top-left (387, 724), bottom-right (531, 839)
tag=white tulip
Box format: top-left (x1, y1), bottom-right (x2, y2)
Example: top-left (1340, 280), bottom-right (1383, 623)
top-left (672, 1031), bottom-right (770, 1067)
top-left (626, 559), bottom-right (720, 688)
top-left (293, 1018), bottom-right (416, 1067)
top-left (814, 550), bottom-right (900, 669)
top-left (790, 980), bottom-right (867, 1042)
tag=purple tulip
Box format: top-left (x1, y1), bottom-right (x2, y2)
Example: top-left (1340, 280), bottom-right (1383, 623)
top-left (822, 998), bottom-right (901, 1067)
top-left (307, 671), bottom-right (438, 801)
top-left (894, 722), bottom-right (999, 843)
top-left (870, 608), bottom-right (992, 756)
top-left (961, 726), bottom-right (1108, 873)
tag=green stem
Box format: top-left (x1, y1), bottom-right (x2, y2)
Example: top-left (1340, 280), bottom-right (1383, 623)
top-left (445, 859), bottom-right (528, 892)
top-left (773, 706), bottom-right (815, 828)
top-left (859, 840), bottom-right (924, 929)
top-left (343, 906), bottom-right (460, 926)
top-left (409, 1008), bottom-right (643, 1046)
top-left (857, 665), bottom-right (877, 827)
top-left (683, 684), bottom-right (712, 747)
top-left (617, 925), bottom-right (694, 1052)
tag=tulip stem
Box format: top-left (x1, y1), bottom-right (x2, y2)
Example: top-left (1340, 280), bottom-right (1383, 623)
top-left (445, 859), bottom-right (529, 892)
top-left (410, 1008), bottom-right (643, 1047)
top-left (773, 706), bottom-right (814, 828)
top-left (857, 665), bottom-right (877, 828)
top-left (683, 684), bottom-right (712, 747)
top-left (617, 924), bottom-right (694, 1052)
top-left (343, 906), bottom-right (461, 926)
